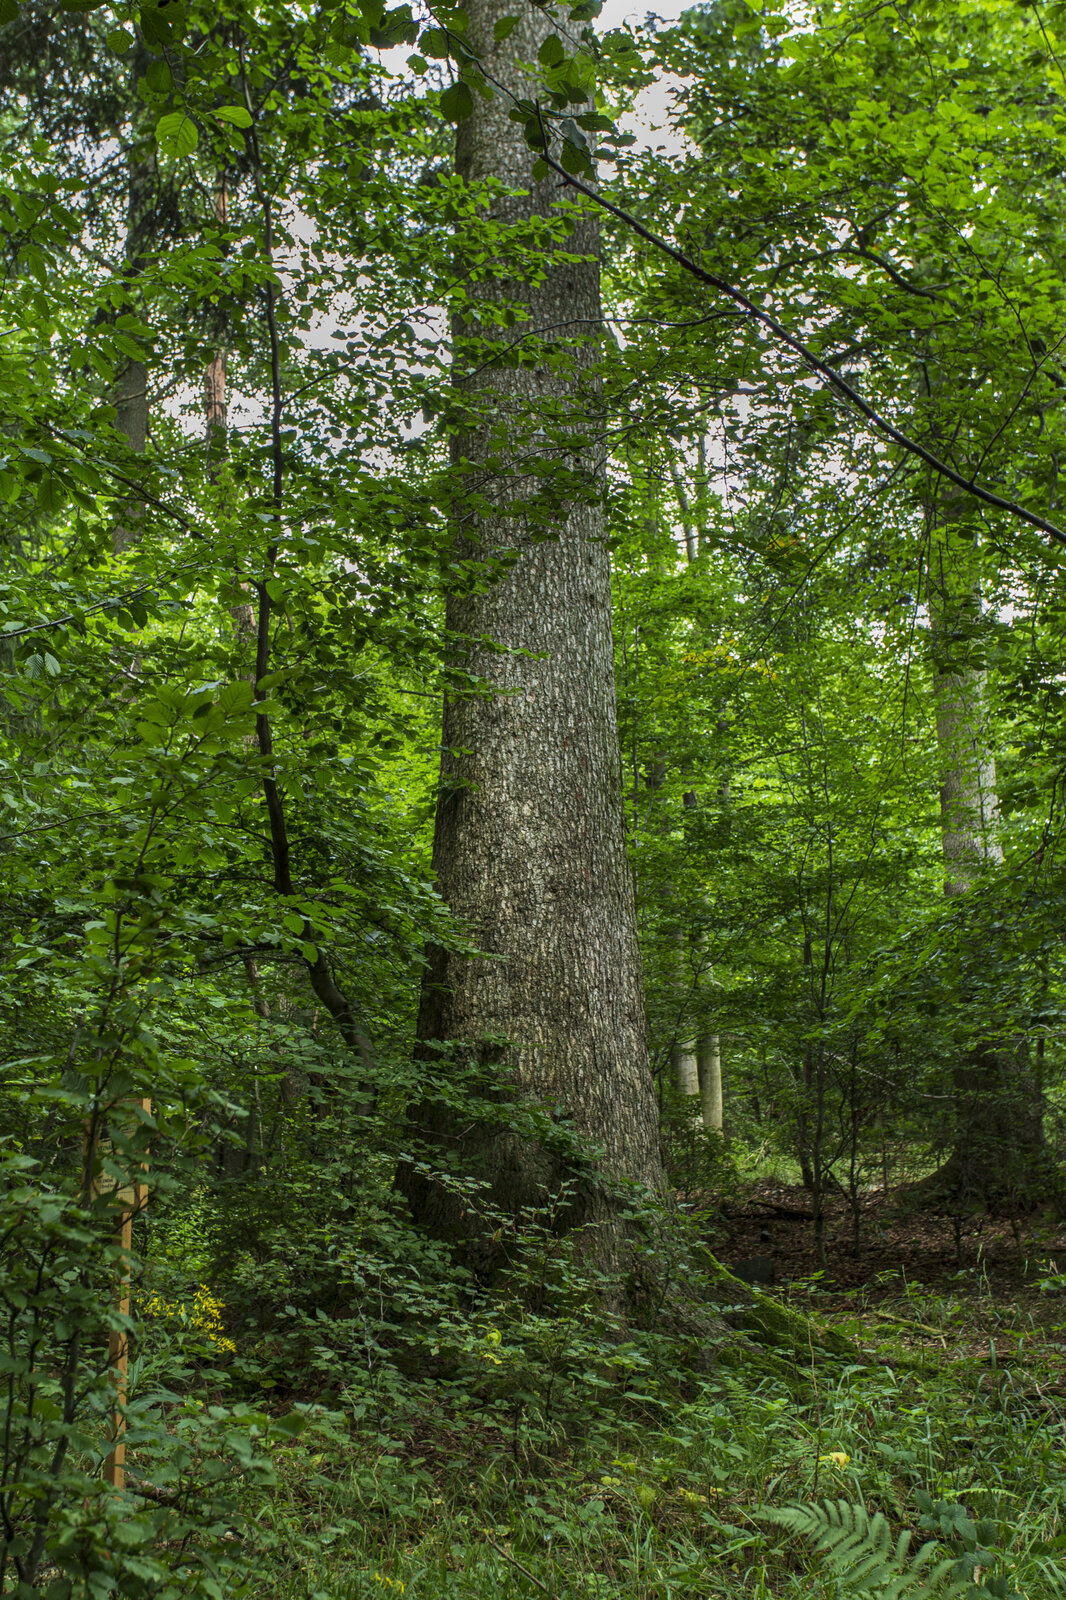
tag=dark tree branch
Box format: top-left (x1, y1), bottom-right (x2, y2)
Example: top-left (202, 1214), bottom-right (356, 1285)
top-left (533, 120), bottom-right (1066, 549)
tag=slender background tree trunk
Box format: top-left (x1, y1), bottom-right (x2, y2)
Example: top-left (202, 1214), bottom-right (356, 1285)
top-left (926, 497), bottom-right (1044, 1200)
top-left (111, 73), bottom-right (155, 553)
top-left (698, 1033), bottom-right (723, 1133)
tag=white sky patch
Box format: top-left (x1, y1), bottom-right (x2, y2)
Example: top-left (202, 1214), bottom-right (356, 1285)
top-left (165, 4), bottom-right (695, 446)
top-left (597, 0), bottom-right (692, 159)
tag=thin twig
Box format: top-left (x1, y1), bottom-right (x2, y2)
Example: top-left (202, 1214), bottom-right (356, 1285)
top-left (482, 1533), bottom-right (552, 1596)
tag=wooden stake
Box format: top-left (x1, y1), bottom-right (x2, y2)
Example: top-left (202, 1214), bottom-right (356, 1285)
top-left (102, 1197), bottom-right (134, 1491)
top-left (96, 1097), bottom-right (151, 1492)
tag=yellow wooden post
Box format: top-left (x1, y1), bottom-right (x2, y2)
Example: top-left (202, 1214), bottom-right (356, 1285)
top-left (102, 1199), bottom-right (134, 1491)
top-left (92, 1097), bottom-right (151, 1492)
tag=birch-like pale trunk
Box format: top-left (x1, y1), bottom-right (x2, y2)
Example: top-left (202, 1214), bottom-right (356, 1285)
top-left (671, 1038), bottom-right (700, 1100)
top-left (670, 923), bottom-right (700, 1110)
top-left (927, 505), bottom-right (1043, 1196)
top-left (928, 521), bottom-right (1002, 895)
top-left (674, 531), bottom-right (726, 1135)
top-left (398, 0), bottom-right (665, 1268)
top-left (698, 1033), bottom-right (723, 1133)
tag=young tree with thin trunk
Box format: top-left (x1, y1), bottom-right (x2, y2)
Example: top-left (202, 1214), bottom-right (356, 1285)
top-left (109, 46), bottom-right (158, 553)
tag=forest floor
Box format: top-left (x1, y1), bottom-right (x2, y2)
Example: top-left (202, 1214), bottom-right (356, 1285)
top-left (260, 1185), bottom-right (1066, 1600)
top-left (720, 1179), bottom-right (1066, 1295)
top-left (717, 1179), bottom-right (1066, 1392)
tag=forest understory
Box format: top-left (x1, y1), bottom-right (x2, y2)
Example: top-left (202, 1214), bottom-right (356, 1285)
top-left (7, 0), bottom-right (1066, 1594)
top-left (224, 1170), bottom-right (1066, 1600)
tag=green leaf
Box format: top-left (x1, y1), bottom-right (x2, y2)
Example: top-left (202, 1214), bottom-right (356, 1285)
top-left (370, 5), bottom-right (417, 47)
top-left (440, 81), bottom-right (474, 123)
top-left (538, 33), bottom-right (565, 67)
top-left (219, 681), bottom-right (254, 715)
top-left (420, 26), bottom-right (450, 57)
top-left (155, 111), bottom-right (198, 158)
top-left (560, 117), bottom-right (590, 154)
top-left (36, 476), bottom-right (65, 517)
top-left (139, 6), bottom-right (170, 45)
top-left (215, 105), bottom-right (253, 129)
top-left (559, 139), bottom-right (591, 176)
top-left (145, 59), bottom-right (172, 93)
top-left (107, 27), bottom-right (134, 52)
top-left (140, 0), bottom-right (186, 45)
top-left (407, 53), bottom-right (428, 72)
top-left (272, 1411), bottom-right (309, 1437)
top-left (493, 15), bottom-right (518, 40)
top-left (0, 0), bottom-right (18, 21)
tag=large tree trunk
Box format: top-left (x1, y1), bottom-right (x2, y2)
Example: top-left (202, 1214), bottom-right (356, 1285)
top-left (927, 505), bottom-right (1044, 1202)
top-left (397, 0), bottom-right (665, 1272)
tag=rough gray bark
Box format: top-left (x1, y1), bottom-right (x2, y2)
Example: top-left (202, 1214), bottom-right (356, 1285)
top-left (398, 0), bottom-right (665, 1267)
top-left (113, 354), bottom-right (147, 461)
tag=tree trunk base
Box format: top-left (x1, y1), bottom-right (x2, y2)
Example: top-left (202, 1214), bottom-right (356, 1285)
top-left (902, 1148), bottom-right (1065, 1217)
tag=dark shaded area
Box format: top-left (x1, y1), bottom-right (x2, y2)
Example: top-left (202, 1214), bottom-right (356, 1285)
top-left (719, 1181), bottom-right (1066, 1297)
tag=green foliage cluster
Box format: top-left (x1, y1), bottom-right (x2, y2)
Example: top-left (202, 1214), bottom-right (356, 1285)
top-left (606, 0), bottom-right (1066, 1223)
top-left (2, 0), bottom-right (1066, 1593)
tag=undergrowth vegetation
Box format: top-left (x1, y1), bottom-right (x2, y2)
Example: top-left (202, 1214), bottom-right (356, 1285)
top-left (6, 0), bottom-right (1066, 1594)
top-left (229, 1263), bottom-right (1066, 1600)
top-left (68, 1162), bottom-right (1062, 1600)
top-left (7, 1076), bottom-right (1064, 1598)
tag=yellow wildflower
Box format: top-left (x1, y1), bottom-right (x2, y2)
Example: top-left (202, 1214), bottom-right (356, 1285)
top-left (140, 1284), bottom-right (236, 1353)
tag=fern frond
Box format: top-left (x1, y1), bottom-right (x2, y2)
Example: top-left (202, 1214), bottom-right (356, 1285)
top-left (762, 1498), bottom-right (968, 1600)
